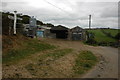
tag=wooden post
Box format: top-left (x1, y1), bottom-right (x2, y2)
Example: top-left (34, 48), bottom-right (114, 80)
top-left (89, 15), bottom-right (91, 29)
top-left (13, 11), bottom-right (17, 35)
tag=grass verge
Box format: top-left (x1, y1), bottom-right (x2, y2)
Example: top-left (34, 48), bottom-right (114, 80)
top-left (25, 48), bottom-right (73, 76)
top-left (3, 38), bottom-right (56, 64)
top-left (73, 50), bottom-right (98, 75)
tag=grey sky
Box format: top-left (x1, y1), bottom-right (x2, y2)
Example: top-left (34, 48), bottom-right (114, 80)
top-left (2, 0), bottom-right (119, 29)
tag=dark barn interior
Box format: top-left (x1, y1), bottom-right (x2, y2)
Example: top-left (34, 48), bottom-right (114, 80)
top-left (50, 26), bottom-right (68, 39)
top-left (50, 30), bottom-right (68, 39)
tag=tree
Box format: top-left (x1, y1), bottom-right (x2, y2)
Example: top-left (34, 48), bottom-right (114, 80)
top-left (2, 12), bottom-right (14, 35)
top-left (21, 15), bottom-right (30, 24)
top-left (37, 20), bottom-right (43, 25)
top-left (44, 23), bottom-right (54, 27)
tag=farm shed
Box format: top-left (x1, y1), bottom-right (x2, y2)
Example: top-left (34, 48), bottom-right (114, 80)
top-left (37, 25), bottom-right (56, 38)
top-left (50, 26), bottom-right (69, 39)
top-left (68, 26), bottom-right (87, 40)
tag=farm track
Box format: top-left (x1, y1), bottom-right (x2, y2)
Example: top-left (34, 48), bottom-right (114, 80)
top-left (2, 38), bottom-right (118, 78)
top-left (44, 38), bottom-right (118, 78)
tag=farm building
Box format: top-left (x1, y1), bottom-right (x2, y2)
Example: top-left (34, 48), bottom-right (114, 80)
top-left (50, 25), bottom-right (87, 41)
top-left (50, 25), bottom-right (69, 39)
top-left (68, 26), bottom-right (87, 40)
top-left (37, 25), bottom-right (56, 38)
top-left (23, 23), bottom-right (87, 41)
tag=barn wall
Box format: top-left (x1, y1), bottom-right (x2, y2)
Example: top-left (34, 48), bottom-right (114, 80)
top-left (68, 27), bottom-right (87, 41)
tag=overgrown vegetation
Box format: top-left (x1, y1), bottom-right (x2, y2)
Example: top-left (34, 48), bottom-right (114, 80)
top-left (3, 35), bottom-right (56, 64)
top-left (2, 11), bottom-right (55, 35)
top-left (73, 51), bottom-right (98, 75)
top-left (114, 32), bottom-right (120, 40)
top-left (85, 31), bottom-right (97, 46)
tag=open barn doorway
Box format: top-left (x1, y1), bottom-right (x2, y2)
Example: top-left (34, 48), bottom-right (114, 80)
top-left (50, 25), bottom-right (68, 39)
top-left (50, 30), bottom-right (68, 39)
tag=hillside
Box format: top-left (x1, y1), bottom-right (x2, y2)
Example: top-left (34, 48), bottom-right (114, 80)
top-left (103, 29), bottom-right (119, 37)
top-left (87, 29), bottom-right (118, 43)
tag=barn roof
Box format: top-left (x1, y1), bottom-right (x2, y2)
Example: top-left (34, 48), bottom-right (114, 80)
top-left (71, 26), bottom-right (83, 30)
top-left (51, 25), bottom-right (69, 30)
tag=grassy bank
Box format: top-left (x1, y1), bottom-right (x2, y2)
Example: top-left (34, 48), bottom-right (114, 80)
top-left (88, 29), bottom-right (116, 42)
top-left (102, 29), bottom-right (119, 37)
top-left (3, 35), bottom-right (56, 64)
top-left (86, 29), bottom-right (119, 47)
top-left (73, 51), bottom-right (98, 75)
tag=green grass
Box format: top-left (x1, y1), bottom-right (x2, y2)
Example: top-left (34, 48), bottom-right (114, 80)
top-left (88, 29), bottom-right (117, 42)
top-left (73, 51), bottom-right (98, 75)
top-left (102, 29), bottom-right (119, 37)
top-left (3, 39), bottom-right (56, 64)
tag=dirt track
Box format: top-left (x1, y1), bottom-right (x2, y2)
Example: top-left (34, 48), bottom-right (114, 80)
top-left (2, 38), bottom-right (118, 78)
top-left (44, 38), bottom-right (118, 78)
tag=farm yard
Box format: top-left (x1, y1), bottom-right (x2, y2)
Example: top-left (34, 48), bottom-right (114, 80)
top-left (1, 1), bottom-right (119, 79)
top-left (2, 35), bottom-right (118, 78)
top-left (2, 11), bottom-right (119, 78)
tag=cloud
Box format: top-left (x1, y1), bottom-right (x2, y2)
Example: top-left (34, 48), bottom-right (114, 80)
top-left (2, 0), bottom-right (119, 29)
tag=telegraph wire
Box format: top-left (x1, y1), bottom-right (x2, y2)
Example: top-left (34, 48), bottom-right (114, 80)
top-left (43, 0), bottom-right (71, 16)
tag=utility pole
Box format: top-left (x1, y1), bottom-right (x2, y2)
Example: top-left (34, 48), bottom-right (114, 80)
top-left (13, 11), bottom-right (17, 35)
top-left (89, 15), bottom-right (91, 29)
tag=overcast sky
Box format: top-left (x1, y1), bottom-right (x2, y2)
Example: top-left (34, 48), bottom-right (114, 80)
top-left (1, 0), bottom-right (119, 29)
